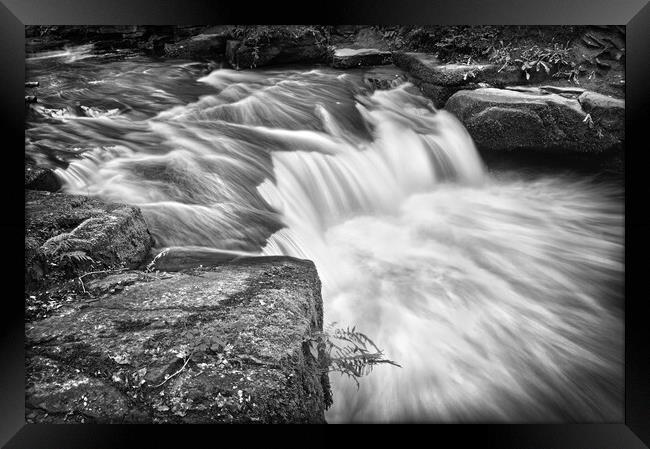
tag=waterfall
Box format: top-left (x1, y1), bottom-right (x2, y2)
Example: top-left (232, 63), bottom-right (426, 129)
top-left (256, 83), bottom-right (623, 423)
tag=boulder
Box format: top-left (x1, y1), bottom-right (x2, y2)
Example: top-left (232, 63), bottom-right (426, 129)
top-left (331, 48), bottom-right (392, 69)
top-left (578, 91), bottom-right (625, 139)
top-left (226, 30), bottom-right (329, 70)
top-left (163, 34), bottom-right (227, 60)
top-left (26, 257), bottom-right (331, 423)
top-left (25, 191), bottom-right (154, 289)
top-left (25, 165), bottom-right (61, 192)
top-left (444, 87), bottom-right (623, 154)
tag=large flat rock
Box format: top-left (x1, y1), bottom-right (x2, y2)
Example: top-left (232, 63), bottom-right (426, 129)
top-left (444, 87), bottom-right (623, 154)
top-left (26, 257), bottom-right (331, 423)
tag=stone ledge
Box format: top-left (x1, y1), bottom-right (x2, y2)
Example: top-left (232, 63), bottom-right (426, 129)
top-left (26, 257), bottom-right (331, 423)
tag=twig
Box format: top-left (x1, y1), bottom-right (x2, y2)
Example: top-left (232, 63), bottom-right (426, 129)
top-left (233, 354), bottom-right (281, 368)
top-left (78, 268), bottom-right (129, 293)
top-left (152, 353), bottom-right (193, 388)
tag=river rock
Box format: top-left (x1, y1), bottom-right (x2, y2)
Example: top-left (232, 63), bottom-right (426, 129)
top-left (393, 52), bottom-right (541, 107)
top-left (25, 165), bottom-right (61, 192)
top-left (163, 33), bottom-right (227, 60)
top-left (331, 48), bottom-right (392, 69)
top-left (362, 66), bottom-right (406, 90)
top-left (444, 87), bottom-right (623, 154)
top-left (26, 257), bottom-right (331, 423)
top-left (226, 28), bottom-right (329, 70)
top-left (505, 85), bottom-right (586, 98)
top-left (25, 191), bottom-right (154, 289)
top-left (393, 52), bottom-right (530, 86)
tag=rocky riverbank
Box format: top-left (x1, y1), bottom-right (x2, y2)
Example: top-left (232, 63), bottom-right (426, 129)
top-left (25, 25), bottom-right (625, 170)
top-left (25, 181), bottom-right (331, 422)
top-left (26, 255), bottom-right (330, 423)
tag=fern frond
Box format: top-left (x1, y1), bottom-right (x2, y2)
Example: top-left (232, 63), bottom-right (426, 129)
top-left (310, 322), bottom-right (402, 390)
top-left (60, 250), bottom-right (95, 264)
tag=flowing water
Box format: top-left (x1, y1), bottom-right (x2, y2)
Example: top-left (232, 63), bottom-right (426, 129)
top-left (26, 45), bottom-right (624, 423)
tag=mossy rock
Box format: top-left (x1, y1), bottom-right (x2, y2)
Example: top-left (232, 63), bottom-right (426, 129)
top-left (26, 257), bottom-right (331, 423)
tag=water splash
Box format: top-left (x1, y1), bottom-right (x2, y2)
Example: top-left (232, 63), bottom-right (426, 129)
top-left (256, 86), bottom-right (623, 422)
top-left (265, 178), bottom-right (623, 422)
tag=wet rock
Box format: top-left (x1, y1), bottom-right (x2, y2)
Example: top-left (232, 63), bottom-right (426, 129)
top-left (445, 87), bottom-right (623, 154)
top-left (362, 66), bottom-right (407, 90)
top-left (26, 257), bottom-right (331, 423)
top-left (331, 48), bottom-right (392, 69)
top-left (25, 164), bottom-right (61, 192)
top-left (25, 95), bottom-right (37, 104)
top-left (25, 191), bottom-right (154, 289)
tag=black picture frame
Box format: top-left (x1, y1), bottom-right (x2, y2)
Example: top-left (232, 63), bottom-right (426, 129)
top-left (2, 0), bottom-right (649, 447)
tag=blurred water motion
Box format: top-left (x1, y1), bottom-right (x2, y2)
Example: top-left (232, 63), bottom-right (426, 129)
top-left (26, 45), bottom-right (624, 422)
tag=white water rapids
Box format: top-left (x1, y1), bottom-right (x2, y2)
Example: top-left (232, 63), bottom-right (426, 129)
top-left (26, 47), bottom-right (623, 422)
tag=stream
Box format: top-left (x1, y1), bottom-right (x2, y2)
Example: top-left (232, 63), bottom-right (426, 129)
top-left (26, 45), bottom-right (624, 422)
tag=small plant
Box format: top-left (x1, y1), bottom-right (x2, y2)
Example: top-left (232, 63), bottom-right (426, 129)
top-left (463, 68), bottom-right (478, 81)
top-left (41, 235), bottom-right (96, 270)
top-left (306, 323), bottom-right (401, 389)
top-left (485, 41), bottom-right (514, 72)
top-left (59, 249), bottom-right (95, 265)
top-left (553, 65), bottom-right (582, 84)
top-left (486, 41), bottom-right (573, 80)
top-left (145, 248), bottom-right (169, 272)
